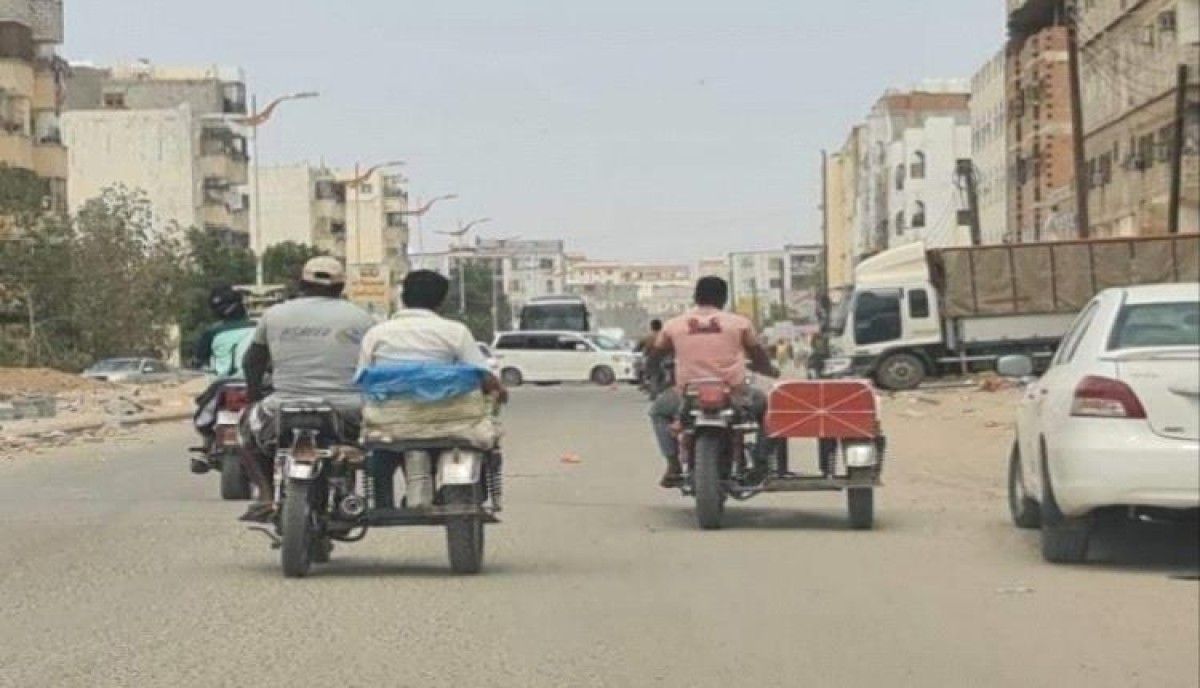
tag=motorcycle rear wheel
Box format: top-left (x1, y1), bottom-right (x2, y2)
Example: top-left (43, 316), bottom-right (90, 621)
top-left (694, 432), bottom-right (726, 530)
top-left (445, 484), bottom-right (485, 574)
top-left (219, 448), bottom-right (252, 501)
top-left (281, 480), bottom-right (315, 578)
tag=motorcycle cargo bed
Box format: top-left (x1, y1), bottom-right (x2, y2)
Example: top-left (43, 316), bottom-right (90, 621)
top-left (364, 505), bottom-right (500, 527)
top-left (765, 380), bottom-right (880, 440)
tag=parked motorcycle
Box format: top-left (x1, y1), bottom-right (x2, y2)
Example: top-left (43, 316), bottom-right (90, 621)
top-left (264, 400), bottom-right (502, 578)
top-left (189, 382), bottom-right (252, 500)
top-left (675, 379), bottom-right (886, 530)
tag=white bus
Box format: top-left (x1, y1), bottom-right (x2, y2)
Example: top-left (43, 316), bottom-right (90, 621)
top-left (518, 295), bottom-right (590, 332)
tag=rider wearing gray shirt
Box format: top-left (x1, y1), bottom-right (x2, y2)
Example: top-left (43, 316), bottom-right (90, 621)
top-left (239, 256), bottom-right (374, 522)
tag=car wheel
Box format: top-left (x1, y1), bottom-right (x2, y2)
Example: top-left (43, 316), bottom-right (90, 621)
top-left (1039, 456), bottom-right (1091, 564)
top-left (590, 366), bottom-right (616, 386)
top-left (875, 352), bottom-right (926, 391)
top-left (500, 368), bottom-right (523, 387)
top-left (1008, 441), bottom-right (1040, 529)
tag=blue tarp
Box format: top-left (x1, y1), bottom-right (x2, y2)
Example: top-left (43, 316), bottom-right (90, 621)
top-left (355, 362), bottom-right (487, 403)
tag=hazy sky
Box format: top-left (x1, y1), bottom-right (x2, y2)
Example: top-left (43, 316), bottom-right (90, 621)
top-left (67, 1), bottom-right (1004, 262)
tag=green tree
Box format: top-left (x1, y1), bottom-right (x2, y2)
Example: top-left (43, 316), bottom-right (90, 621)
top-left (263, 241), bottom-right (325, 290)
top-left (443, 259), bottom-right (511, 342)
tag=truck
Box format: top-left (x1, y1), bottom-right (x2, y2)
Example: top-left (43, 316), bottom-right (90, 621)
top-left (824, 235), bottom-right (1200, 390)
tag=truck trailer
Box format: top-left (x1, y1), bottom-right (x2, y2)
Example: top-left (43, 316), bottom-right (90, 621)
top-left (824, 235), bottom-right (1200, 390)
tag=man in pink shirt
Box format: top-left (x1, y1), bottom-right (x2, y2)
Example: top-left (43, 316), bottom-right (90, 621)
top-left (647, 277), bottom-right (779, 487)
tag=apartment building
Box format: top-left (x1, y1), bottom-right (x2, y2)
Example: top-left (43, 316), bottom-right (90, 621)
top-left (697, 257), bottom-right (730, 282)
top-left (62, 62), bottom-right (249, 243)
top-left (411, 238), bottom-right (568, 315)
top-left (1078, 0), bottom-right (1200, 236)
top-left (341, 168), bottom-right (409, 276)
top-left (253, 163), bottom-right (346, 255)
top-left (728, 245), bottom-right (822, 325)
top-left (971, 50), bottom-right (1010, 243)
top-left (0, 0), bottom-right (67, 228)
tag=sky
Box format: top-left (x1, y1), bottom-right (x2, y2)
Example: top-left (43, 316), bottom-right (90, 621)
top-left (66, 1), bottom-right (1005, 262)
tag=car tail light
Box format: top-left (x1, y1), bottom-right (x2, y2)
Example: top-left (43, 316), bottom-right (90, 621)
top-left (220, 386), bottom-right (250, 412)
top-left (1071, 376), bottom-right (1147, 419)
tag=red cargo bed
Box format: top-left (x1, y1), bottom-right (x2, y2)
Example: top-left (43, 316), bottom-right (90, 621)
top-left (765, 380), bottom-right (879, 440)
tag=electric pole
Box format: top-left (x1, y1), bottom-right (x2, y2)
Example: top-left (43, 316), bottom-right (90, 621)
top-left (957, 159), bottom-right (983, 245)
top-left (1169, 65), bottom-right (1189, 235)
top-left (1066, 0), bottom-right (1091, 238)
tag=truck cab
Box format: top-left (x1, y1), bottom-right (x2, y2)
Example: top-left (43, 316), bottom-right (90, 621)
top-left (826, 243), bottom-right (943, 389)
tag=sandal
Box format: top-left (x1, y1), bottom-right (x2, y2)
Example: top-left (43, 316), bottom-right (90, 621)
top-left (238, 503), bottom-right (276, 523)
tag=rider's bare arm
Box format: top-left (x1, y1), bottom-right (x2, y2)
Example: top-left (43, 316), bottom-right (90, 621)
top-left (243, 342), bottom-right (271, 402)
top-left (646, 331), bottom-right (673, 368)
top-left (742, 329), bottom-right (780, 379)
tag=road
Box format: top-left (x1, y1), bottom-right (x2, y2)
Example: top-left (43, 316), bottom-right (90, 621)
top-left (1, 386), bottom-right (1196, 687)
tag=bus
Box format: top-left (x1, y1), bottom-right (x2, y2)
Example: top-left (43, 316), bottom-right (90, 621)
top-left (518, 295), bottom-right (591, 332)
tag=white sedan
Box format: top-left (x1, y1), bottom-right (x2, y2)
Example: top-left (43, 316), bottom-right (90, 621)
top-left (1000, 283), bottom-right (1200, 564)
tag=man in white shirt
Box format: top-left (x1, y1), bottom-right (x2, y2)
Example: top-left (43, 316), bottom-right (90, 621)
top-left (359, 269), bottom-right (507, 401)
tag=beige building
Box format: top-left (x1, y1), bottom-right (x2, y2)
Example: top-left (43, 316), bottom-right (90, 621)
top-left (971, 49), bottom-right (1009, 243)
top-left (253, 164), bottom-right (346, 256)
top-left (0, 0), bottom-right (67, 227)
top-left (823, 129), bottom-right (859, 295)
top-left (341, 168), bottom-right (409, 276)
top-left (697, 257), bottom-right (730, 282)
top-left (62, 63), bottom-right (249, 243)
top-left (1079, 0), bottom-right (1200, 237)
top-left (567, 260), bottom-right (694, 317)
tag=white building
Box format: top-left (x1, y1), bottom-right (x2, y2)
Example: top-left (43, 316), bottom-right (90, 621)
top-left (410, 238), bottom-right (568, 317)
top-left (62, 103), bottom-right (249, 243)
top-left (340, 168), bottom-right (409, 276)
top-left (728, 245), bottom-right (822, 325)
top-left (252, 163), bottom-right (346, 256)
top-left (971, 50), bottom-right (1009, 244)
top-left (697, 257), bottom-right (730, 282)
top-left (566, 260), bottom-right (692, 315)
top-left (853, 82), bottom-right (973, 257)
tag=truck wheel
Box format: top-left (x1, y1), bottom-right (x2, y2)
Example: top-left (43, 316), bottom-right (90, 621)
top-left (219, 449), bottom-right (252, 501)
top-left (876, 353), bottom-right (926, 391)
top-left (1039, 459), bottom-right (1090, 564)
top-left (590, 366), bottom-right (616, 386)
top-left (500, 368), bottom-right (523, 387)
top-left (1008, 442), bottom-right (1040, 529)
top-left (281, 480), bottom-right (315, 578)
top-left (693, 433), bottom-right (726, 530)
top-left (444, 485), bottom-right (485, 574)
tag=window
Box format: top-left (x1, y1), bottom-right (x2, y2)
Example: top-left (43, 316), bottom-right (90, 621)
top-left (509, 280), bottom-right (522, 294)
top-left (910, 151), bottom-right (926, 179)
top-left (1109, 302), bottom-right (1200, 350)
top-left (853, 290), bottom-right (902, 346)
top-left (769, 278), bottom-right (783, 289)
top-left (911, 201), bottom-right (927, 228)
top-left (546, 280), bottom-right (555, 293)
top-left (557, 336), bottom-right (591, 352)
top-left (357, 183), bottom-right (374, 195)
top-left (908, 289), bottom-right (931, 319)
top-left (1053, 302), bottom-right (1100, 366)
top-left (103, 91), bottom-right (126, 109)
top-left (895, 164), bottom-right (906, 190)
top-left (895, 211), bottom-right (906, 234)
top-left (386, 212), bottom-right (407, 228)
top-left (539, 258), bottom-right (555, 270)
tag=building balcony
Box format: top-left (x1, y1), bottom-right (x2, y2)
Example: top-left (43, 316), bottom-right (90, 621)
top-left (314, 198), bottom-right (346, 223)
top-left (201, 201), bottom-right (233, 228)
top-left (0, 132), bottom-right (33, 169)
top-left (0, 59), bottom-right (35, 96)
top-left (200, 152), bottom-right (249, 186)
top-left (31, 140), bottom-right (65, 179)
top-left (32, 70), bottom-right (57, 111)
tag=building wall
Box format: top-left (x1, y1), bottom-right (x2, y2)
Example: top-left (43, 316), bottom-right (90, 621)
top-left (341, 169), bottom-right (409, 276)
top-left (824, 150), bottom-right (851, 291)
top-left (886, 116), bottom-right (974, 249)
top-left (1079, 0), bottom-right (1200, 237)
top-left (972, 49), bottom-right (1009, 243)
top-left (65, 63), bottom-right (245, 116)
top-left (62, 106), bottom-right (198, 232)
top-left (729, 245), bottom-right (822, 325)
top-left (255, 164), bottom-right (316, 249)
top-left (1007, 25), bottom-right (1077, 241)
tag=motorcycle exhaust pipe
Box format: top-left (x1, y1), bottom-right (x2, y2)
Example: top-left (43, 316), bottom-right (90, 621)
top-left (339, 495), bottom-right (367, 518)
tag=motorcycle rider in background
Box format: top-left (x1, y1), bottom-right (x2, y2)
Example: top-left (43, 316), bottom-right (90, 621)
top-left (646, 277), bottom-right (779, 488)
top-left (190, 286), bottom-right (256, 474)
top-left (238, 257), bottom-right (376, 522)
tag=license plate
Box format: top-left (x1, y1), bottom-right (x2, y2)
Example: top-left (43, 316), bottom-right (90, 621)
top-left (217, 411), bottom-right (241, 425)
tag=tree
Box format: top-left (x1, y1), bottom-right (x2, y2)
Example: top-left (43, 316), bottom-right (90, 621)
top-left (443, 259), bottom-right (511, 342)
top-left (263, 241), bottom-right (325, 290)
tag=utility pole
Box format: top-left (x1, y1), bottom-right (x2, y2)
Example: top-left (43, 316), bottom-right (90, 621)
top-left (1169, 64), bottom-right (1189, 235)
top-left (820, 150), bottom-right (830, 302)
top-left (1065, 0), bottom-right (1091, 238)
top-left (957, 159), bottom-right (983, 245)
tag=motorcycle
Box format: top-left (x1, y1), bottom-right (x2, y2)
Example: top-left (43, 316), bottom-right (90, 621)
top-left (190, 382), bottom-right (253, 500)
top-left (263, 400), bottom-right (502, 578)
top-left (675, 379), bottom-right (886, 530)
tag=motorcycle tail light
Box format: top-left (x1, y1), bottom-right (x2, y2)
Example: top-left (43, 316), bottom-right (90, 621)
top-left (220, 386), bottom-right (250, 412)
top-left (695, 383), bottom-right (731, 412)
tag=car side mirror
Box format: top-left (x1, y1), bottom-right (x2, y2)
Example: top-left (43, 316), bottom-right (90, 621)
top-left (996, 355), bottom-right (1034, 379)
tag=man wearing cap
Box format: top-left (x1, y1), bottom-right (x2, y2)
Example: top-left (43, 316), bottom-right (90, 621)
top-left (238, 256), bottom-right (376, 522)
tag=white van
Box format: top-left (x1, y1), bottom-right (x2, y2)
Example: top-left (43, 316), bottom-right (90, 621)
top-left (492, 331), bottom-right (637, 387)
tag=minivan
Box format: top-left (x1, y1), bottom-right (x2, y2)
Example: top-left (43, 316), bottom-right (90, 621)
top-left (492, 331), bottom-right (637, 386)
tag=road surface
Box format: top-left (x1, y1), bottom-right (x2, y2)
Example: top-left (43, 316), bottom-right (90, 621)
top-left (1, 386), bottom-right (1196, 687)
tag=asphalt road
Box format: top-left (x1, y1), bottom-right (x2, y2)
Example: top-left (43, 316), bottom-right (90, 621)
top-left (1, 386), bottom-right (1197, 688)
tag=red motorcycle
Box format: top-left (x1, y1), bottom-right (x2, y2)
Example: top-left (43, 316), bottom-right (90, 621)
top-left (676, 379), bottom-right (886, 530)
top-left (190, 382), bottom-right (253, 500)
